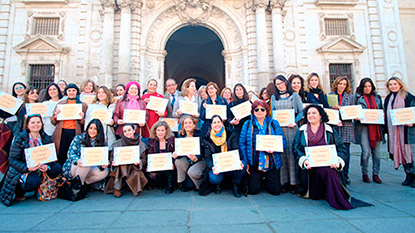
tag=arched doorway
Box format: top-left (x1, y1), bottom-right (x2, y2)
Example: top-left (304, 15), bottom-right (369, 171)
top-left (164, 26), bottom-right (225, 90)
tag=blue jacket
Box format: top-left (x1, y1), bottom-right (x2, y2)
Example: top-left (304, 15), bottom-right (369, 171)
top-left (239, 115), bottom-right (287, 169)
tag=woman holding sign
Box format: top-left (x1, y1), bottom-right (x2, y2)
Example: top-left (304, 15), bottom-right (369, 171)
top-left (173, 78), bottom-right (201, 120)
top-left (239, 100), bottom-right (287, 195)
top-left (0, 115), bottom-right (61, 206)
top-left (271, 75), bottom-right (303, 193)
top-left (200, 82), bottom-right (230, 135)
top-left (62, 119), bottom-right (109, 187)
top-left (355, 78), bottom-right (384, 184)
top-left (105, 124), bottom-right (148, 197)
top-left (86, 86), bottom-right (117, 146)
top-left (52, 83), bottom-right (88, 166)
top-left (329, 77), bottom-right (356, 184)
top-left (14, 87), bottom-right (40, 135)
top-left (142, 79), bottom-right (168, 137)
top-left (202, 115), bottom-right (245, 197)
top-left (113, 81), bottom-right (148, 137)
top-left (1, 82), bottom-right (27, 135)
top-left (384, 77), bottom-right (415, 187)
top-left (229, 84), bottom-right (250, 140)
top-left (174, 116), bottom-right (206, 191)
top-left (147, 121), bottom-right (175, 194)
top-left (43, 83), bottom-right (63, 136)
top-left (305, 73), bottom-right (329, 108)
top-left (293, 105), bottom-right (353, 210)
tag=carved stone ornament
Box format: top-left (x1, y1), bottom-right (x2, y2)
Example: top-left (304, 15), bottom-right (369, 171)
top-left (269, 0), bottom-right (286, 9)
top-left (174, 0), bottom-right (213, 25)
top-left (100, 0), bottom-right (115, 8)
top-left (254, 0), bottom-right (268, 9)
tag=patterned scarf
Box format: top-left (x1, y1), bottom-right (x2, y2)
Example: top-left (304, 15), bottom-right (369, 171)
top-left (255, 117), bottom-right (269, 171)
top-left (363, 94), bottom-right (382, 148)
top-left (210, 126), bottom-right (228, 152)
top-left (127, 94), bottom-right (140, 109)
top-left (387, 93), bottom-right (412, 168)
top-left (29, 134), bottom-right (43, 148)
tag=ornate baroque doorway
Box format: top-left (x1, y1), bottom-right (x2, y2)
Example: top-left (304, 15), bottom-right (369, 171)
top-left (164, 26), bottom-right (224, 89)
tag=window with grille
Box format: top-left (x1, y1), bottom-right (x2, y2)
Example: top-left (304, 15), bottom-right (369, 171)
top-left (329, 63), bottom-right (352, 86)
top-left (32, 17), bottom-right (60, 35)
top-left (324, 18), bottom-right (349, 36)
top-left (29, 65), bottom-right (55, 90)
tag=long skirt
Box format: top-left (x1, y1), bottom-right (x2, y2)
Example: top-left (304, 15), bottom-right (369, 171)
top-left (280, 127), bottom-right (298, 185)
top-left (309, 167), bottom-right (354, 210)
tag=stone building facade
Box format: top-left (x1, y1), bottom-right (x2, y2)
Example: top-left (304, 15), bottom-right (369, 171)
top-left (0, 0), bottom-right (411, 95)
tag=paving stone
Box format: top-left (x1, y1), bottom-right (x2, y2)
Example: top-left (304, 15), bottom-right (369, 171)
top-left (270, 219), bottom-right (361, 233)
top-left (30, 212), bottom-right (121, 230)
top-left (106, 226), bottom-right (188, 233)
top-left (0, 197), bottom-right (72, 214)
top-left (114, 210), bottom-right (188, 227)
top-left (327, 203), bottom-right (410, 219)
top-left (0, 213), bottom-right (53, 231)
top-left (261, 204), bottom-right (339, 222)
top-left (127, 195), bottom-right (192, 211)
top-left (61, 192), bottom-right (134, 212)
top-left (348, 217), bottom-right (415, 232)
top-left (191, 208), bottom-right (265, 225)
top-left (191, 223), bottom-right (273, 233)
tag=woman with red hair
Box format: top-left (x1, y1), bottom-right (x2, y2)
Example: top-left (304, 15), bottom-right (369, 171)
top-left (239, 100), bottom-right (287, 195)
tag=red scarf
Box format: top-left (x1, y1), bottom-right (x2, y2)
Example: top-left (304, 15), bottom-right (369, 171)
top-left (363, 94), bottom-right (381, 148)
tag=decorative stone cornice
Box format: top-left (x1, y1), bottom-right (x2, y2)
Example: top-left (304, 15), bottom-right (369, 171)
top-left (174, 0), bottom-right (212, 25)
top-left (100, 0), bottom-right (115, 8)
top-left (117, 0), bottom-right (141, 11)
top-left (254, 0), bottom-right (268, 9)
top-left (269, 0), bottom-right (286, 9)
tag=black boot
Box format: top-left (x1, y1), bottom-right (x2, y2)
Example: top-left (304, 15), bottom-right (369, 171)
top-left (214, 185), bottom-right (221, 194)
top-left (411, 174), bottom-right (415, 188)
top-left (233, 184), bottom-right (241, 198)
top-left (165, 173), bottom-right (174, 194)
top-left (402, 173), bottom-right (412, 186)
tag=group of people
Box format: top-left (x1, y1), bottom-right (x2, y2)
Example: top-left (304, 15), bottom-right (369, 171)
top-left (0, 73), bottom-right (413, 211)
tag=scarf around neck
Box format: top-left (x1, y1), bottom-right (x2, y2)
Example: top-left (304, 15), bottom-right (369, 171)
top-left (29, 133), bottom-right (43, 148)
top-left (127, 94), bottom-right (140, 109)
top-left (255, 117), bottom-right (269, 171)
top-left (307, 123), bottom-right (325, 146)
top-left (120, 134), bottom-right (140, 146)
top-left (210, 126), bottom-right (228, 152)
top-left (363, 94), bottom-right (381, 148)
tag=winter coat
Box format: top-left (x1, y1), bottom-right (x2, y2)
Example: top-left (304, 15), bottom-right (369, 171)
top-left (113, 97), bottom-right (149, 136)
top-left (384, 92), bottom-right (415, 144)
top-left (0, 130), bottom-right (54, 206)
top-left (51, 99), bottom-right (88, 158)
top-left (354, 94), bottom-right (385, 145)
top-left (104, 135), bottom-right (148, 196)
top-left (293, 123), bottom-right (346, 168)
top-left (239, 115), bottom-right (287, 169)
top-left (202, 128), bottom-right (239, 169)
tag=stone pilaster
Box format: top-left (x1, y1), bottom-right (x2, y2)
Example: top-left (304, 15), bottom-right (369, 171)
top-left (117, 0), bottom-right (134, 84)
top-left (100, 0), bottom-right (115, 87)
top-left (254, 0), bottom-right (271, 89)
top-left (270, 0), bottom-right (286, 75)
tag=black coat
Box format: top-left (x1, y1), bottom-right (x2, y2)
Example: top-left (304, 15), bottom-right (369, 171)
top-left (0, 130), bottom-right (52, 206)
top-left (202, 128), bottom-right (239, 169)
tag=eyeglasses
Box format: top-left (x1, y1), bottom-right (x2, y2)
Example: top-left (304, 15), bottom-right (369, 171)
top-left (14, 86), bottom-right (24, 90)
top-left (275, 82), bottom-right (285, 86)
top-left (28, 114), bottom-right (41, 117)
top-left (254, 108), bottom-right (266, 112)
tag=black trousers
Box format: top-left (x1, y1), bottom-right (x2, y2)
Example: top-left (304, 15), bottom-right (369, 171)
top-left (58, 129), bottom-right (76, 166)
top-left (247, 166), bottom-right (281, 195)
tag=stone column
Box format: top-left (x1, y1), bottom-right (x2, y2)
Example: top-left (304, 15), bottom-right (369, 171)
top-left (270, 0), bottom-right (285, 75)
top-left (254, 0), bottom-right (270, 89)
top-left (100, 0), bottom-right (115, 87)
top-left (118, 0), bottom-right (134, 84)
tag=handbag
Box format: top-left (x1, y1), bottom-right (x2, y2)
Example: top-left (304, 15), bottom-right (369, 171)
top-left (37, 172), bottom-right (61, 202)
top-left (57, 175), bottom-right (87, 201)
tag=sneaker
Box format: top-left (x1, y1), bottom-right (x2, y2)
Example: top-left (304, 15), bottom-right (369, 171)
top-left (362, 174), bottom-right (370, 183)
top-left (372, 174), bottom-right (382, 184)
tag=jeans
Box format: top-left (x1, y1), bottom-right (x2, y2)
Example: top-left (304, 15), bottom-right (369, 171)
top-left (208, 161), bottom-right (246, 185)
top-left (343, 143), bottom-right (351, 179)
top-left (360, 127), bottom-right (381, 175)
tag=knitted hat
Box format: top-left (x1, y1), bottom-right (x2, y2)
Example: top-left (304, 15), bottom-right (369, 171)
top-left (64, 83), bottom-right (80, 96)
top-left (126, 81), bottom-right (141, 92)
